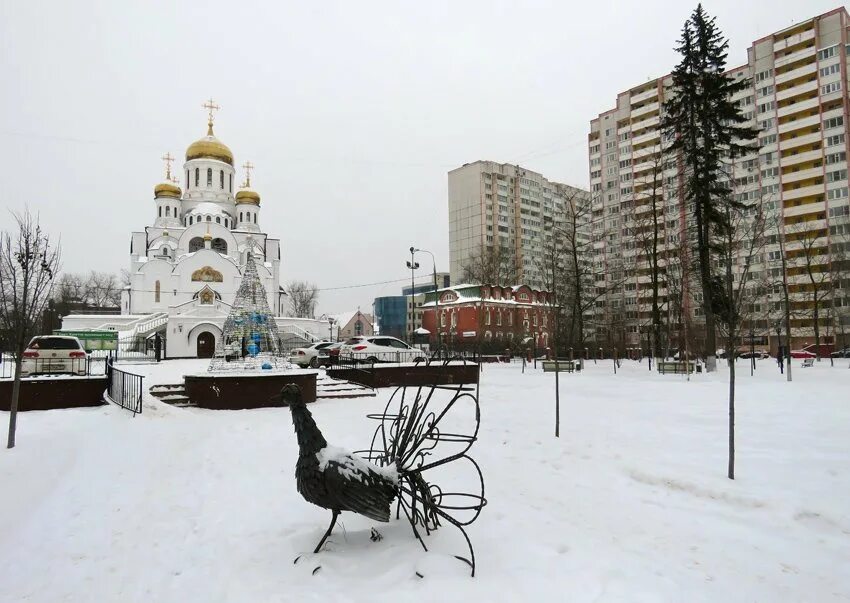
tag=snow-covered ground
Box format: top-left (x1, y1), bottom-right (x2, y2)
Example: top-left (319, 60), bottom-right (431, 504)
top-left (1, 358), bottom-right (848, 602)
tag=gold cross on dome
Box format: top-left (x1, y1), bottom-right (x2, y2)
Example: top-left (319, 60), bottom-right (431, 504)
top-left (161, 152), bottom-right (175, 180)
top-left (202, 98), bottom-right (220, 124)
top-left (242, 160), bottom-right (254, 187)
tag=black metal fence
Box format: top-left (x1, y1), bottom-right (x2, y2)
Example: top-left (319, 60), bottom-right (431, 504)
top-left (106, 357), bottom-right (144, 416)
top-left (0, 353), bottom-right (108, 379)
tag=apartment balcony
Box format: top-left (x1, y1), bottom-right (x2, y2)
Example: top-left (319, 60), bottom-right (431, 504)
top-left (632, 129), bottom-right (661, 146)
top-left (783, 183), bottom-right (825, 202)
top-left (780, 131), bottom-right (823, 152)
top-left (632, 146), bottom-right (660, 161)
top-left (778, 113), bottom-right (820, 135)
top-left (630, 87), bottom-right (659, 105)
top-left (773, 28), bottom-right (815, 53)
top-left (774, 45), bottom-right (816, 69)
top-left (782, 166), bottom-right (824, 185)
top-left (783, 199), bottom-right (825, 218)
top-left (780, 147), bottom-right (824, 168)
top-left (631, 114), bottom-right (660, 132)
top-left (776, 80), bottom-right (818, 103)
top-left (775, 61), bottom-right (817, 86)
top-left (777, 97), bottom-right (820, 120)
top-left (783, 217), bottom-right (826, 232)
top-left (631, 101), bottom-right (659, 121)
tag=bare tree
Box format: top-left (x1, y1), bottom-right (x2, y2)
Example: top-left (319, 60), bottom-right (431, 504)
top-left (460, 243), bottom-right (517, 287)
top-left (0, 210), bottom-right (61, 448)
top-left (715, 194), bottom-right (768, 479)
top-left (631, 149), bottom-right (669, 359)
top-left (85, 271), bottom-right (121, 308)
top-left (287, 280), bottom-right (319, 318)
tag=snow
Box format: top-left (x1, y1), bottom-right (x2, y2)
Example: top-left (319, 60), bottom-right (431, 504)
top-left (1, 358), bottom-right (848, 601)
top-left (316, 445), bottom-right (399, 483)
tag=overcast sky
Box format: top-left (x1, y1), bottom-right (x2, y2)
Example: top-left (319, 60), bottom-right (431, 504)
top-left (0, 0), bottom-right (839, 315)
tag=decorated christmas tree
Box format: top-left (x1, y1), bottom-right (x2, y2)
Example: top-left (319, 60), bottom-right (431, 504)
top-left (208, 253), bottom-right (284, 372)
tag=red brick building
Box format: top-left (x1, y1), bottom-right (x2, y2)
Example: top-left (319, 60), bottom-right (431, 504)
top-left (421, 284), bottom-right (555, 351)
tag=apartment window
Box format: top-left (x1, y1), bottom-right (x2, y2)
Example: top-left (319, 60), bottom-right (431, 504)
top-left (827, 187), bottom-right (848, 200)
top-left (818, 45), bottom-right (837, 61)
top-left (822, 81), bottom-right (842, 95)
top-left (826, 151), bottom-right (847, 164)
top-left (757, 101), bottom-right (774, 114)
top-left (820, 64), bottom-right (841, 77)
top-left (827, 134), bottom-right (846, 147)
top-left (759, 134), bottom-right (776, 146)
top-left (757, 85), bottom-right (774, 98)
top-left (620, 173), bottom-right (632, 182)
top-left (759, 118), bottom-right (774, 131)
top-left (761, 167), bottom-right (779, 179)
top-left (827, 169), bottom-right (847, 183)
top-left (755, 68), bottom-right (773, 82)
top-left (824, 116), bottom-right (844, 130)
top-left (590, 144), bottom-right (600, 153)
top-left (829, 205), bottom-right (850, 218)
top-left (605, 141), bottom-right (616, 150)
top-left (760, 152), bottom-right (774, 165)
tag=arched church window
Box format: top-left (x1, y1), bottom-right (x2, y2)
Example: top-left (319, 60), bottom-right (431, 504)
top-left (224, 218), bottom-right (228, 228)
top-left (253, 213), bottom-right (257, 224)
top-left (229, 174), bottom-right (232, 192)
top-left (189, 216), bottom-right (193, 225)
top-left (207, 168), bottom-right (212, 187)
top-left (195, 168), bottom-right (199, 187)
top-left (165, 206), bottom-right (170, 217)
top-left (216, 217), bottom-right (221, 224)
top-left (240, 212), bottom-right (243, 222)
top-left (188, 237), bottom-right (204, 253)
top-left (158, 207), bottom-right (162, 217)
top-left (220, 170), bottom-right (224, 189)
top-left (211, 238), bottom-right (227, 254)
top-left (155, 280), bottom-right (161, 303)
top-left (206, 216), bottom-right (211, 222)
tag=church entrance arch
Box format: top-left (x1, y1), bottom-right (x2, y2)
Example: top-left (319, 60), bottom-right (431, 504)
top-left (197, 331), bottom-right (215, 358)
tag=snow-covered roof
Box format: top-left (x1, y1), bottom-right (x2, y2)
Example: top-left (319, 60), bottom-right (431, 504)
top-left (189, 202), bottom-right (229, 215)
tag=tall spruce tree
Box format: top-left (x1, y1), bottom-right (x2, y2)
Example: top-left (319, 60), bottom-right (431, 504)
top-left (661, 5), bottom-right (759, 372)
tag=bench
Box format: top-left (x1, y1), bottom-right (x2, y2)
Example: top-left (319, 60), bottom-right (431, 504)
top-left (801, 358), bottom-right (814, 368)
top-left (541, 360), bottom-right (582, 373)
top-left (657, 361), bottom-right (698, 374)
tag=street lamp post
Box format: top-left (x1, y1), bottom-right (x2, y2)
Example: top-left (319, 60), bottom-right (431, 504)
top-left (405, 249), bottom-right (419, 345)
top-left (412, 247), bottom-right (441, 356)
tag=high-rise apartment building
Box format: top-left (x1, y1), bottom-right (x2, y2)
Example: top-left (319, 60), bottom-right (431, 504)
top-left (588, 7), bottom-right (850, 353)
top-left (448, 161), bottom-right (589, 290)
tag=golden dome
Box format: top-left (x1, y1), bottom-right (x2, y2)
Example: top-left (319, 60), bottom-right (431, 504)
top-left (186, 123), bottom-right (233, 165)
top-left (203, 231), bottom-right (212, 241)
top-left (235, 188), bottom-right (261, 205)
top-left (154, 181), bottom-right (182, 199)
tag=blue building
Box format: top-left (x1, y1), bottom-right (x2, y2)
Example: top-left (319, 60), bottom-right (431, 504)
top-left (372, 296), bottom-right (407, 339)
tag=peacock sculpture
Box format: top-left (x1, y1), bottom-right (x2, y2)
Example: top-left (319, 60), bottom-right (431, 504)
top-left (278, 358), bottom-right (486, 576)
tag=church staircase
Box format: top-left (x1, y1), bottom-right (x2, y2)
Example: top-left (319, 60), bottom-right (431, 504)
top-left (149, 383), bottom-right (194, 407)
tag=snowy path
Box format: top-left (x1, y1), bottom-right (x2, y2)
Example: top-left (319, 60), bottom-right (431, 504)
top-left (1, 359), bottom-right (848, 602)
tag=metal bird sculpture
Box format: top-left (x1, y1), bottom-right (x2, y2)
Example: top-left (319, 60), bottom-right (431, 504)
top-left (278, 358), bottom-right (486, 576)
top-left (278, 383), bottom-right (398, 554)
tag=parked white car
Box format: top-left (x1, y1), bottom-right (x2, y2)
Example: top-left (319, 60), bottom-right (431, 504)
top-left (288, 341), bottom-right (334, 368)
top-left (339, 336), bottom-right (427, 363)
top-left (21, 335), bottom-right (88, 376)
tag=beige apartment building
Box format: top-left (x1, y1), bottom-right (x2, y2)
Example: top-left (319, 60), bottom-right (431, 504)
top-left (588, 7), bottom-right (850, 354)
top-left (448, 161), bottom-right (589, 291)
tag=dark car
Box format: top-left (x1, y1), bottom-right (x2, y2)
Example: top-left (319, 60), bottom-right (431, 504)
top-left (316, 342), bottom-right (344, 367)
top-left (830, 347), bottom-right (850, 358)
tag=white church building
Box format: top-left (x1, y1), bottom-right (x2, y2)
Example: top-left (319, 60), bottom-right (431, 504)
top-left (62, 102), bottom-right (328, 358)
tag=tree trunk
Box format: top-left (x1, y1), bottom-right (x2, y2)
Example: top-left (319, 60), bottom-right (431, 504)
top-left (7, 355), bottom-right (23, 448)
top-left (813, 294), bottom-right (821, 361)
top-left (728, 352), bottom-right (735, 479)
